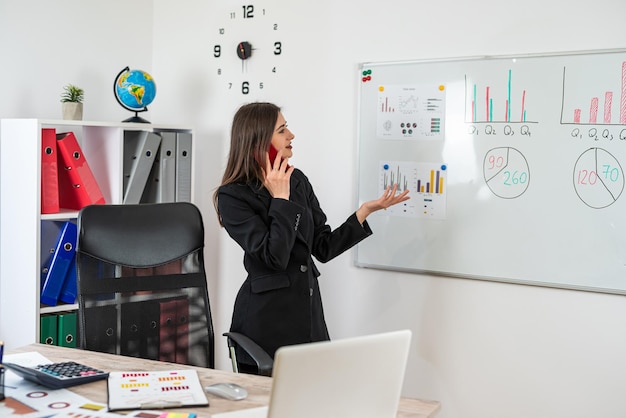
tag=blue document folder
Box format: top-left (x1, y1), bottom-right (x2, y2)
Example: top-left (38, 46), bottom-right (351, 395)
top-left (40, 221), bottom-right (77, 306)
top-left (59, 254), bottom-right (77, 304)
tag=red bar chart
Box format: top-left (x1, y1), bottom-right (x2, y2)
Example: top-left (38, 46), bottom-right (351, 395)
top-left (561, 60), bottom-right (626, 125)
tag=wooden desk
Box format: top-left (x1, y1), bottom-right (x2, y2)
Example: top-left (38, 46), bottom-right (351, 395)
top-left (8, 344), bottom-right (440, 417)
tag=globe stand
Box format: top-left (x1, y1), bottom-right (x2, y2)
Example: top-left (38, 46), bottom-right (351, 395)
top-left (123, 113), bottom-right (150, 124)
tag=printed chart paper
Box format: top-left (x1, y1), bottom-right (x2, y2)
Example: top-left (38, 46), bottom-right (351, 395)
top-left (107, 370), bottom-right (208, 411)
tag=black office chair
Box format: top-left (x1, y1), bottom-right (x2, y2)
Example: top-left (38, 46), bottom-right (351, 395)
top-left (223, 331), bottom-right (274, 376)
top-left (75, 202), bottom-right (215, 368)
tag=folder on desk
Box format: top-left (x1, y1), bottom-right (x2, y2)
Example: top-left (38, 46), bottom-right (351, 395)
top-left (175, 132), bottom-right (192, 202)
top-left (40, 314), bottom-right (57, 345)
top-left (57, 311), bottom-right (77, 348)
top-left (123, 131), bottom-right (161, 204)
top-left (40, 221), bottom-right (77, 306)
top-left (57, 131), bottom-right (106, 210)
top-left (59, 254), bottom-right (77, 304)
top-left (41, 128), bottom-right (59, 214)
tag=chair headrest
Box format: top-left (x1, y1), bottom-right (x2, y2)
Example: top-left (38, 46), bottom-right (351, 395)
top-left (76, 202), bottom-right (204, 267)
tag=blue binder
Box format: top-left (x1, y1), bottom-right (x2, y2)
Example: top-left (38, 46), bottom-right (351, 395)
top-left (59, 254), bottom-right (77, 304)
top-left (40, 221), bottom-right (77, 306)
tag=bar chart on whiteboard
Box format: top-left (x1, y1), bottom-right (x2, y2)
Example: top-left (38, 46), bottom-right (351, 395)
top-left (378, 160), bottom-right (447, 219)
top-left (464, 68), bottom-right (536, 124)
top-left (561, 60), bottom-right (626, 125)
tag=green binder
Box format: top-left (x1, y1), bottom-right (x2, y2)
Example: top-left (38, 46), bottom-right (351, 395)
top-left (57, 311), bottom-right (77, 347)
top-left (40, 314), bottom-right (57, 345)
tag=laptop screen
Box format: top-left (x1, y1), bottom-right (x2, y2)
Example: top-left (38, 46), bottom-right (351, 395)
top-left (267, 330), bottom-right (412, 418)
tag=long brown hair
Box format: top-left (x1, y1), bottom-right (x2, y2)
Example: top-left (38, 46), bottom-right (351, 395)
top-left (213, 102), bottom-right (281, 226)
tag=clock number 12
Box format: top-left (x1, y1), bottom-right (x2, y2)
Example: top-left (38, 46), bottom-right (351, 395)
top-left (229, 5), bottom-right (260, 19)
top-left (242, 5), bottom-right (254, 18)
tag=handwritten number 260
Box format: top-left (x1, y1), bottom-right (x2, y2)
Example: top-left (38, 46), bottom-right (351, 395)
top-left (503, 170), bottom-right (528, 186)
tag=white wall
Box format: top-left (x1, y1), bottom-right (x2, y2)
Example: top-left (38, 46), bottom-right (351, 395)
top-left (2, 1), bottom-right (626, 417)
top-left (0, 0), bottom-right (154, 121)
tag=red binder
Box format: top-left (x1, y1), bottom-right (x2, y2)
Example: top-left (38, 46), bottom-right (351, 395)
top-left (57, 132), bottom-right (105, 210)
top-left (158, 298), bottom-right (189, 364)
top-left (41, 128), bottom-right (59, 214)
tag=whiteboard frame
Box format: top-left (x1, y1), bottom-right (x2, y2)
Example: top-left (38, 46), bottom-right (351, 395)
top-left (354, 48), bottom-right (626, 296)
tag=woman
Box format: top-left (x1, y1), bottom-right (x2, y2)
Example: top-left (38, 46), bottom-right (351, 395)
top-left (213, 102), bottom-right (409, 372)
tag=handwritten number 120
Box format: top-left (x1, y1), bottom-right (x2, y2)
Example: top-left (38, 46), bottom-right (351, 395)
top-left (577, 165), bottom-right (620, 185)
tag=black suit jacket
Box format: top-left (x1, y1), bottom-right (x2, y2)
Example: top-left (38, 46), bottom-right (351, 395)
top-left (217, 168), bottom-right (372, 361)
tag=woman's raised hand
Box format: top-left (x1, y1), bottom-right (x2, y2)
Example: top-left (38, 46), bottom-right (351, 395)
top-left (355, 183), bottom-right (410, 224)
top-left (263, 150), bottom-right (294, 200)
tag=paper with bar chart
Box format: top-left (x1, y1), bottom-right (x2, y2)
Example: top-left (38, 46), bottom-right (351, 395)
top-left (379, 161), bottom-right (447, 219)
top-left (376, 84), bottom-right (445, 140)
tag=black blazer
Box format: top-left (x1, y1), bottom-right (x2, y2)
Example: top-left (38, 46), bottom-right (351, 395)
top-left (217, 168), bottom-right (372, 361)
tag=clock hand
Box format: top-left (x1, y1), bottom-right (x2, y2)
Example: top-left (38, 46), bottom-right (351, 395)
top-left (236, 41), bottom-right (252, 60)
top-left (237, 41), bottom-right (253, 74)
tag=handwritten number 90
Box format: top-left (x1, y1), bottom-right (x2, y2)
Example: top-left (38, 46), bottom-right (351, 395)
top-left (488, 155), bottom-right (504, 169)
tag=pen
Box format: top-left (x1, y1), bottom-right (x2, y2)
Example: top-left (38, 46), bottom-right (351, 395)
top-left (0, 364), bottom-right (5, 401)
top-left (139, 400), bottom-right (183, 409)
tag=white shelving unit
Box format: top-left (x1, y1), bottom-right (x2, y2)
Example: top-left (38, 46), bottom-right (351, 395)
top-left (0, 119), bottom-right (194, 350)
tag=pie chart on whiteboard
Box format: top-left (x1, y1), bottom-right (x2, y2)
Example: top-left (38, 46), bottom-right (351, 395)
top-left (573, 147), bottom-right (624, 209)
top-left (483, 147), bottom-right (530, 199)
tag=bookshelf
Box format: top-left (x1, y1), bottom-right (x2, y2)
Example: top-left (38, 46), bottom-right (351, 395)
top-left (0, 119), bottom-right (194, 350)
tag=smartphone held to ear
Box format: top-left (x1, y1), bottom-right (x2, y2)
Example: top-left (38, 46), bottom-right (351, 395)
top-left (269, 145), bottom-right (290, 169)
top-left (269, 144), bottom-right (280, 164)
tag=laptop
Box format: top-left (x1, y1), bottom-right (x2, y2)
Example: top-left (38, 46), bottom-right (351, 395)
top-left (213, 329), bottom-right (412, 418)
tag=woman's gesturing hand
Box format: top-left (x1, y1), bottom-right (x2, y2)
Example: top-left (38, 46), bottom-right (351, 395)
top-left (355, 183), bottom-right (411, 224)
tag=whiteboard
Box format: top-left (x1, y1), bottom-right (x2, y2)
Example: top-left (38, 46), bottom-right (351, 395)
top-left (355, 49), bottom-right (626, 295)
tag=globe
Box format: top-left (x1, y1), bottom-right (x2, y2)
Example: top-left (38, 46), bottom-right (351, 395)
top-left (114, 67), bottom-right (157, 123)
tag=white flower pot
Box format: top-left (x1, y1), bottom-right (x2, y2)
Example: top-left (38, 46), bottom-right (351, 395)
top-left (62, 102), bottom-right (83, 120)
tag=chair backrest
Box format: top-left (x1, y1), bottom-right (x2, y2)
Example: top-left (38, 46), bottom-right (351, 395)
top-left (75, 202), bottom-right (214, 368)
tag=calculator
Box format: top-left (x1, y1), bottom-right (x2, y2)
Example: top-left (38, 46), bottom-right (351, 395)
top-left (2, 361), bottom-right (109, 389)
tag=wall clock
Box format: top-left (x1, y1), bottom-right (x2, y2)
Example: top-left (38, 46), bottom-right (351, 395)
top-left (213, 3), bottom-right (283, 96)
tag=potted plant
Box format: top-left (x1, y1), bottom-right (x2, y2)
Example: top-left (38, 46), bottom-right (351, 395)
top-left (61, 84), bottom-right (84, 120)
